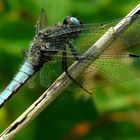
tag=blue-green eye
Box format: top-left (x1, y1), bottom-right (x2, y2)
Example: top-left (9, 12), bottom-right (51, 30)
top-left (63, 16), bottom-right (82, 27)
top-left (70, 17), bottom-right (81, 26)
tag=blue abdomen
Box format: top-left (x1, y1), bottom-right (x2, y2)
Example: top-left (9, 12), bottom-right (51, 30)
top-left (0, 61), bottom-right (35, 107)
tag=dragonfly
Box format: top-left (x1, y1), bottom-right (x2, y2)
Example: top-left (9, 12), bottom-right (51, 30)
top-left (0, 9), bottom-right (140, 107)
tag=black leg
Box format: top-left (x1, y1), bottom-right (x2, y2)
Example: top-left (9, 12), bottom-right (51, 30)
top-left (62, 45), bottom-right (67, 72)
top-left (69, 43), bottom-right (86, 61)
top-left (62, 45), bottom-right (91, 94)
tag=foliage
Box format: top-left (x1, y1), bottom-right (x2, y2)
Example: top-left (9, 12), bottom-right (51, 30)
top-left (0, 0), bottom-right (140, 139)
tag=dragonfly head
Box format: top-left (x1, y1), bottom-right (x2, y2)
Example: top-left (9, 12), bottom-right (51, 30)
top-left (63, 16), bottom-right (83, 27)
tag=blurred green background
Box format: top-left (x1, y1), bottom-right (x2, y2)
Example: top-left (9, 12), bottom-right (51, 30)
top-left (0, 0), bottom-right (140, 140)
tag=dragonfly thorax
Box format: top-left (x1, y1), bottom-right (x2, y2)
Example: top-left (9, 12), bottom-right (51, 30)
top-left (26, 16), bottom-right (83, 69)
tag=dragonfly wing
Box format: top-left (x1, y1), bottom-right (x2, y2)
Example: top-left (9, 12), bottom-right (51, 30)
top-left (35, 8), bottom-right (47, 34)
top-left (82, 55), bottom-right (140, 92)
top-left (64, 54), bottom-right (139, 94)
top-left (39, 54), bottom-right (140, 92)
top-left (66, 17), bottom-right (140, 93)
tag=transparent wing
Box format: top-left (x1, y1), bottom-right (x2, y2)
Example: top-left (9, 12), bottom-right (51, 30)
top-left (75, 54), bottom-right (140, 93)
top-left (76, 16), bottom-right (140, 51)
top-left (70, 16), bottom-right (140, 92)
top-left (39, 53), bottom-right (140, 92)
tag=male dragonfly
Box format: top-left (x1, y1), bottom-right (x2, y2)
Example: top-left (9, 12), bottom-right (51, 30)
top-left (0, 9), bottom-right (140, 107)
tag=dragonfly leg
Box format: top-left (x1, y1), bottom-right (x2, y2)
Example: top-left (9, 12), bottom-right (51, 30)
top-left (69, 43), bottom-right (86, 60)
top-left (62, 45), bottom-right (92, 94)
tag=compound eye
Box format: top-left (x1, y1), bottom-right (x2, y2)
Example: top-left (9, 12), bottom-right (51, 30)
top-left (63, 16), bottom-right (82, 27)
top-left (69, 17), bottom-right (81, 26)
